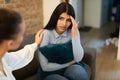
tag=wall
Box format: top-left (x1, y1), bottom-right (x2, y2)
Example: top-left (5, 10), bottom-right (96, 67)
top-left (0, 0), bottom-right (43, 34)
top-left (43, 0), bottom-right (61, 27)
top-left (84, 0), bottom-right (102, 28)
top-left (70, 0), bottom-right (82, 27)
top-left (84, 0), bottom-right (109, 28)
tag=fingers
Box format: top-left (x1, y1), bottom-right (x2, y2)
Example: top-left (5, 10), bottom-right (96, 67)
top-left (36, 29), bottom-right (44, 37)
top-left (39, 29), bottom-right (44, 39)
top-left (70, 16), bottom-right (78, 38)
top-left (70, 16), bottom-right (79, 27)
top-left (35, 29), bottom-right (44, 45)
top-left (69, 60), bottom-right (75, 65)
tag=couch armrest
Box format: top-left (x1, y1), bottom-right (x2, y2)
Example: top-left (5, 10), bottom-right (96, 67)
top-left (82, 47), bottom-right (96, 80)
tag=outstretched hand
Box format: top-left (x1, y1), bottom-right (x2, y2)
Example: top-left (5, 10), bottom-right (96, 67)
top-left (70, 16), bottom-right (79, 38)
top-left (35, 29), bottom-right (44, 45)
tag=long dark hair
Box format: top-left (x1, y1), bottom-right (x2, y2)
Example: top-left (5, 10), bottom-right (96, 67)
top-left (44, 2), bottom-right (75, 30)
top-left (0, 8), bottom-right (22, 43)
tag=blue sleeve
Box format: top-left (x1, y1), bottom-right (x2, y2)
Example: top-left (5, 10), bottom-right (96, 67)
top-left (72, 29), bottom-right (84, 62)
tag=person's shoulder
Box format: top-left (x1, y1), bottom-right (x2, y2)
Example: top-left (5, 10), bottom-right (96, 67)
top-left (3, 52), bottom-right (14, 63)
top-left (44, 29), bottom-right (53, 32)
top-left (43, 29), bottom-right (53, 35)
top-left (4, 52), bottom-right (11, 58)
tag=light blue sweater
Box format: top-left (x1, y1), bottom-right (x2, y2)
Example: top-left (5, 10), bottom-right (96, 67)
top-left (38, 29), bottom-right (84, 71)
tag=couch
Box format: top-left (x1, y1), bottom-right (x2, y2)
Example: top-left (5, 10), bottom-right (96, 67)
top-left (12, 34), bottom-right (96, 80)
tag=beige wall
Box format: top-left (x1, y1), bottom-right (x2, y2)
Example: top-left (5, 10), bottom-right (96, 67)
top-left (43, 0), bottom-right (61, 27)
top-left (84, 0), bottom-right (102, 28)
top-left (84, 0), bottom-right (109, 28)
top-left (0, 0), bottom-right (43, 34)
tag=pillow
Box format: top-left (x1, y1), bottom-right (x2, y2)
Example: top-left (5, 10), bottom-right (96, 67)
top-left (38, 40), bottom-right (85, 79)
top-left (39, 40), bottom-right (73, 64)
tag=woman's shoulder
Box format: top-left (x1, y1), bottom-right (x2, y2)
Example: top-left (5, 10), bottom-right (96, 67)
top-left (44, 29), bottom-right (53, 32)
top-left (2, 52), bottom-right (15, 64)
top-left (43, 29), bottom-right (53, 35)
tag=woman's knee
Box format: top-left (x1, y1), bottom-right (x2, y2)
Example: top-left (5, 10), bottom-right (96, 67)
top-left (64, 64), bottom-right (89, 80)
top-left (44, 74), bottom-right (68, 80)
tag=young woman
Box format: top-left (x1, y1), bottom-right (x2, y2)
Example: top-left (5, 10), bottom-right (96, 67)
top-left (0, 8), bottom-right (43, 80)
top-left (38, 2), bottom-right (88, 80)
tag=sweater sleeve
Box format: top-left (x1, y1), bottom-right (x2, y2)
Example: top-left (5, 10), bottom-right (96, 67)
top-left (6, 43), bottom-right (38, 71)
top-left (72, 29), bottom-right (84, 62)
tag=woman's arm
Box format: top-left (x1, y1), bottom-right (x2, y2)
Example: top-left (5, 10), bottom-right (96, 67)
top-left (7, 43), bottom-right (38, 70)
top-left (72, 29), bottom-right (84, 62)
top-left (70, 16), bottom-right (84, 62)
top-left (6, 30), bottom-right (44, 70)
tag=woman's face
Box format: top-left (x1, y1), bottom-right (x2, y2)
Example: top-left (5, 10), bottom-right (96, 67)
top-left (56, 12), bottom-right (71, 34)
top-left (9, 21), bottom-right (26, 50)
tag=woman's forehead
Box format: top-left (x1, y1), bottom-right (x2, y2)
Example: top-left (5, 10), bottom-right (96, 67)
top-left (59, 12), bottom-right (70, 18)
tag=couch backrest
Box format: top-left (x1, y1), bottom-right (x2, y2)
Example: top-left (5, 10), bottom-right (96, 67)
top-left (18, 34), bottom-right (35, 49)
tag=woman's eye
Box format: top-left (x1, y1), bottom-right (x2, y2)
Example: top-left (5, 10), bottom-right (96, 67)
top-left (58, 17), bottom-right (64, 20)
top-left (67, 19), bottom-right (71, 22)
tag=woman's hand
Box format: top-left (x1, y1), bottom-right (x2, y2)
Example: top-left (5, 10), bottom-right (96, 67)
top-left (35, 29), bottom-right (44, 45)
top-left (70, 16), bottom-right (79, 38)
top-left (69, 60), bottom-right (75, 65)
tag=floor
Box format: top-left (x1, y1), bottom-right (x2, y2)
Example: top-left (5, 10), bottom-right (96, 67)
top-left (80, 22), bottom-right (120, 80)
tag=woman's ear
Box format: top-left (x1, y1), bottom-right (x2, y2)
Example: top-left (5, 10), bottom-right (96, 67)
top-left (7, 40), bottom-right (14, 50)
